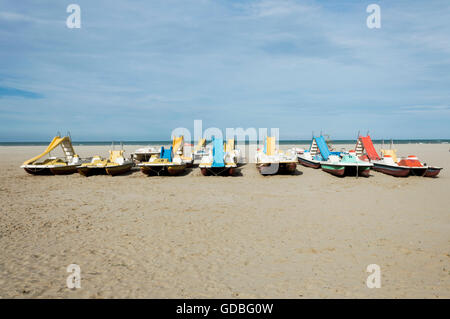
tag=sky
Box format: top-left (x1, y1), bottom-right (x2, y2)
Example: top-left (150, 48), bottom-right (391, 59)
top-left (0, 0), bottom-right (449, 141)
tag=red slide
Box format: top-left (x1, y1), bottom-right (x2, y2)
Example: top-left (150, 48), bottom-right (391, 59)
top-left (361, 136), bottom-right (380, 160)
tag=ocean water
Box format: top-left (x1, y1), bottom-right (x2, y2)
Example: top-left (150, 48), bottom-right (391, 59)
top-left (0, 139), bottom-right (449, 146)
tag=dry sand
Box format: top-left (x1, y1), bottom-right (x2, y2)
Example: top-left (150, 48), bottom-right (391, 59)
top-left (0, 143), bottom-right (449, 298)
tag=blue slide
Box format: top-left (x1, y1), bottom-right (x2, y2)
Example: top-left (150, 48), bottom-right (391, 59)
top-left (160, 146), bottom-right (173, 162)
top-left (212, 138), bottom-right (225, 167)
top-left (315, 136), bottom-right (332, 161)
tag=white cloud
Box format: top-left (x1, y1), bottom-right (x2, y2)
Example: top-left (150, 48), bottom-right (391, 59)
top-left (0, 11), bottom-right (34, 22)
top-left (398, 105), bottom-right (450, 114)
top-left (240, 0), bottom-right (317, 18)
top-left (0, 11), bottom-right (54, 24)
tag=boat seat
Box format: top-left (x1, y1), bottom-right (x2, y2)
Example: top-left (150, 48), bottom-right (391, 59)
top-left (381, 149), bottom-right (398, 163)
top-left (109, 150), bottom-right (124, 162)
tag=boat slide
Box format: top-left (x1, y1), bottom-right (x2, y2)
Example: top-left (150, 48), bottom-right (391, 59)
top-left (356, 135), bottom-right (442, 177)
top-left (138, 136), bottom-right (187, 176)
top-left (297, 137), bottom-right (322, 168)
top-left (21, 135), bottom-right (83, 175)
top-left (256, 137), bottom-right (297, 175)
top-left (199, 137), bottom-right (236, 176)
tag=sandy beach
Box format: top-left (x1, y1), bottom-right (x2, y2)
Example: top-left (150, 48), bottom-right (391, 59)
top-left (0, 143), bottom-right (449, 298)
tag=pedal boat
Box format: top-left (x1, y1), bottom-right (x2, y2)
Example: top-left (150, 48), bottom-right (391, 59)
top-left (199, 138), bottom-right (237, 176)
top-left (371, 157), bottom-right (411, 177)
top-left (138, 136), bottom-right (187, 176)
top-left (298, 135), bottom-right (335, 169)
top-left (21, 135), bottom-right (83, 175)
top-left (321, 153), bottom-right (373, 177)
top-left (138, 157), bottom-right (186, 176)
top-left (255, 137), bottom-right (297, 175)
top-left (355, 136), bottom-right (410, 177)
top-left (372, 149), bottom-right (430, 177)
top-left (22, 157), bottom-right (82, 175)
top-left (77, 150), bottom-right (133, 177)
top-left (193, 138), bottom-right (208, 163)
top-left (131, 146), bottom-right (160, 162)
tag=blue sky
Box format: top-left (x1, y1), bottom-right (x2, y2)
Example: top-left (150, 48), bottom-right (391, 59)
top-left (0, 0), bottom-right (449, 141)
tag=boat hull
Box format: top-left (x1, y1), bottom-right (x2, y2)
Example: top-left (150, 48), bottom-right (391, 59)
top-left (408, 167), bottom-right (427, 177)
top-left (257, 162), bottom-right (297, 175)
top-left (200, 167), bottom-right (234, 176)
top-left (105, 163), bottom-right (133, 176)
top-left (298, 157), bottom-right (321, 169)
top-left (50, 165), bottom-right (79, 175)
top-left (344, 165), bottom-right (371, 177)
top-left (183, 160), bottom-right (194, 168)
top-left (358, 167), bottom-right (371, 177)
top-left (282, 162), bottom-right (297, 174)
top-left (140, 164), bottom-right (186, 176)
top-left (321, 163), bottom-right (371, 177)
top-left (167, 165), bottom-right (186, 176)
top-left (23, 167), bottom-right (53, 175)
top-left (424, 167), bottom-right (442, 178)
top-left (77, 167), bottom-right (107, 177)
top-left (373, 163), bottom-right (410, 177)
top-left (23, 165), bottom-right (78, 175)
top-left (321, 164), bottom-right (345, 177)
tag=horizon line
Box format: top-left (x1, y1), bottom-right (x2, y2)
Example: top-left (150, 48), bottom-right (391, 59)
top-left (1, 138), bottom-right (450, 144)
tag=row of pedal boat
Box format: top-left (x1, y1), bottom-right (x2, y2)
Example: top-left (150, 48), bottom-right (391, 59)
top-left (20, 135), bottom-right (242, 177)
top-left (21, 134), bottom-right (442, 178)
top-left (297, 135), bottom-right (442, 177)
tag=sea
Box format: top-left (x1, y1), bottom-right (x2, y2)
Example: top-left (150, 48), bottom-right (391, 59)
top-left (1, 139), bottom-right (449, 146)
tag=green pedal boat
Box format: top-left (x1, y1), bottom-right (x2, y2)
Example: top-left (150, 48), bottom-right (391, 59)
top-left (320, 154), bottom-right (373, 177)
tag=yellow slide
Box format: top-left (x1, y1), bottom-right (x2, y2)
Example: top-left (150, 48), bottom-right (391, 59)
top-left (225, 139), bottom-right (235, 153)
top-left (265, 136), bottom-right (276, 156)
top-left (194, 138), bottom-right (206, 151)
top-left (172, 136), bottom-right (184, 153)
top-left (23, 136), bottom-right (73, 165)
